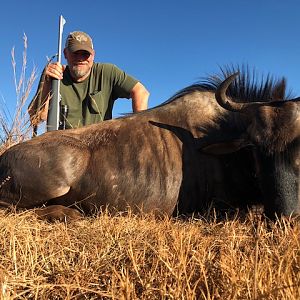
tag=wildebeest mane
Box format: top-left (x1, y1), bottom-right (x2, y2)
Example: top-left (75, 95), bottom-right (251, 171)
top-left (161, 64), bottom-right (293, 106)
top-left (120, 65), bottom-right (293, 118)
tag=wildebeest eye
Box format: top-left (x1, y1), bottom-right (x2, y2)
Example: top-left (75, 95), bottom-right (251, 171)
top-left (287, 138), bottom-right (300, 174)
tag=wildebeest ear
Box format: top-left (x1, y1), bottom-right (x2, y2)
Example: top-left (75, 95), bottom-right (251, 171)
top-left (201, 139), bottom-right (252, 155)
top-left (271, 78), bottom-right (286, 100)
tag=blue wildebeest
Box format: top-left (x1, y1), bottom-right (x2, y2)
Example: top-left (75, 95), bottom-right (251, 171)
top-left (0, 67), bottom-right (298, 220)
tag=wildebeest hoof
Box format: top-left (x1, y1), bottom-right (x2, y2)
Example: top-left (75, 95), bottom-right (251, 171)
top-left (34, 205), bottom-right (83, 222)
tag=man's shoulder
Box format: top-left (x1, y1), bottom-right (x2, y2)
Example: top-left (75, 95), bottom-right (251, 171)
top-left (92, 62), bottom-right (122, 72)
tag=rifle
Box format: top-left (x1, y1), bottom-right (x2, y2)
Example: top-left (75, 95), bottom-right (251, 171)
top-left (46, 15), bottom-right (66, 131)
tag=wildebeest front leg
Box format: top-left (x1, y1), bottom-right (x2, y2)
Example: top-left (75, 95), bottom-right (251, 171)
top-left (34, 205), bottom-right (83, 222)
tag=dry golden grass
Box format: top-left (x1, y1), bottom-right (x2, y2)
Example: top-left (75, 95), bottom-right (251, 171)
top-left (0, 211), bottom-right (299, 299)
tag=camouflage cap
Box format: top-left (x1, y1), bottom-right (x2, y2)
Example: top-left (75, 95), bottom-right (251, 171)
top-left (65, 31), bottom-right (94, 54)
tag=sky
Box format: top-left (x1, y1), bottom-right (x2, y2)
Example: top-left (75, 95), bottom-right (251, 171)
top-left (1, 0), bottom-right (300, 127)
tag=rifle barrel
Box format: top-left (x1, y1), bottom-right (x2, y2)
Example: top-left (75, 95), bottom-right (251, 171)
top-left (46, 15), bottom-right (66, 132)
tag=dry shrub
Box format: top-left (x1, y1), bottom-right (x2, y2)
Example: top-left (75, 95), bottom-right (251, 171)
top-left (0, 211), bottom-right (299, 299)
top-left (0, 34), bottom-right (36, 153)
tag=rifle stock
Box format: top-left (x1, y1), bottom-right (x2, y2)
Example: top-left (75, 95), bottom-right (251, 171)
top-left (46, 79), bottom-right (60, 131)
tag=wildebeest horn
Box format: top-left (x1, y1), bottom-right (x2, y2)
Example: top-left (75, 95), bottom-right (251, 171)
top-left (216, 72), bottom-right (300, 113)
top-left (215, 72), bottom-right (254, 112)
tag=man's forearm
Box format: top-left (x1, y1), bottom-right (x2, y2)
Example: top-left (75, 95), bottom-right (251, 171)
top-left (131, 82), bottom-right (150, 112)
top-left (28, 73), bottom-right (52, 124)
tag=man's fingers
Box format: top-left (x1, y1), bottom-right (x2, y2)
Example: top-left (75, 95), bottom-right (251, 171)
top-left (46, 63), bottom-right (63, 80)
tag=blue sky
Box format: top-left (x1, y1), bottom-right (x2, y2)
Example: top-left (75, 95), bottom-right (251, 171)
top-left (1, 0), bottom-right (300, 123)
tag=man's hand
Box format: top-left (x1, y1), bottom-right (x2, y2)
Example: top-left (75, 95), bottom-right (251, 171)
top-left (28, 63), bottom-right (66, 125)
top-left (45, 62), bottom-right (65, 80)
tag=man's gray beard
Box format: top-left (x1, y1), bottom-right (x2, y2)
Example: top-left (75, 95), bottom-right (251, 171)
top-left (70, 66), bottom-right (90, 79)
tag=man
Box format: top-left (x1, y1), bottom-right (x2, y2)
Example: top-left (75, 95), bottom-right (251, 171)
top-left (28, 31), bottom-right (149, 129)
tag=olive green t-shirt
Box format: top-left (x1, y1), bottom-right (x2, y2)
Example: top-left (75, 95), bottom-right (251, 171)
top-left (60, 63), bottom-right (138, 128)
